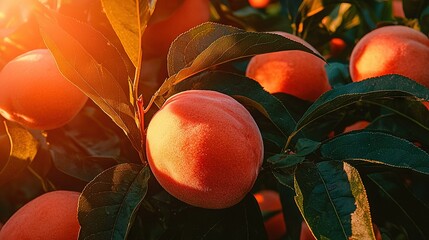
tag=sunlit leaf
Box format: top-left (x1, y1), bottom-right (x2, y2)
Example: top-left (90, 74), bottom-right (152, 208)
top-left (35, 6), bottom-right (142, 152)
top-left (102, 0), bottom-right (155, 68)
top-left (167, 22), bottom-right (243, 76)
top-left (0, 121), bottom-right (38, 185)
top-left (156, 22), bottom-right (324, 104)
top-left (321, 131), bottom-right (429, 175)
top-left (78, 163), bottom-right (150, 240)
top-left (294, 161), bottom-right (375, 240)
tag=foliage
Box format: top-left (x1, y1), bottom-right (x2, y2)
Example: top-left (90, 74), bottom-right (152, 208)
top-left (0, 0), bottom-right (428, 239)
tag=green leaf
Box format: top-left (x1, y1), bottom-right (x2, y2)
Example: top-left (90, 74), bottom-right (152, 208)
top-left (368, 173), bottom-right (429, 239)
top-left (268, 153), bottom-right (305, 169)
top-left (367, 99), bottom-right (429, 145)
top-left (269, 138), bottom-right (320, 170)
top-left (167, 22), bottom-right (244, 76)
top-left (0, 121), bottom-right (38, 186)
top-left (294, 161), bottom-right (375, 240)
top-left (35, 6), bottom-right (142, 152)
top-left (47, 107), bottom-right (120, 182)
top-left (292, 75), bottom-right (429, 143)
top-left (78, 163), bottom-right (150, 240)
top-left (159, 194), bottom-right (268, 240)
top-left (156, 22), bottom-right (324, 104)
top-left (321, 131), bottom-right (429, 175)
top-left (101, 0), bottom-right (155, 68)
top-left (165, 70), bottom-right (297, 140)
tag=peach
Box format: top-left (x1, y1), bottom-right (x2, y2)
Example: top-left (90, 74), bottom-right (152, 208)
top-left (350, 26), bottom-right (429, 87)
top-left (0, 49), bottom-right (88, 130)
top-left (249, 0), bottom-right (271, 9)
top-left (392, 0), bottom-right (405, 18)
top-left (145, 90), bottom-right (264, 209)
top-left (254, 190), bottom-right (287, 240)
top-left (246, 31), bottom-right (331, 102)
top-left (142, 0), bottom-right (211, 59)
top-left (0, 191), bottom-right (80, 239)
top-left (329, 37), bottom-right (347, 58)
top-left (343, 120), bottom-right (370, 133)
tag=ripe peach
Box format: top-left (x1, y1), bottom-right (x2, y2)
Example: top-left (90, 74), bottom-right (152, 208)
top-left (343, 120), bottom-right (370, 133)
top-left (254, 190), bottom-right (287, 240)
top-left (329, 38), bottom-right (347, 58)
top-left (246, 32), bottom-right (331, 102)
top-left (145, 90), bottom-right (264, 209)
top-left (249, 0), bottom-right (271, 9)
top-left (350, 26), bottom-right (429, 87)
top-left (0, 49), bottom-right (88, 130)
top-left (423, 101), bottom-right (429, 110)
top-left (0, 191), bottom-right (80, 239)
top-left (142, 0), bottom-right (211, 59)
top-left (392, 0), bottom-right (405, 18)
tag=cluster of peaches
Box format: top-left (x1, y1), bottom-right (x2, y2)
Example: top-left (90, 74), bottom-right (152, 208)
top-left (0, 0), bottom-right (428, 239)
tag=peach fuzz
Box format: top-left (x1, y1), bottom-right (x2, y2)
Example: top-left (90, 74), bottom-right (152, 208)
top-left (350, 26), bottom-right (429, 87)
top-left (0, 49), bottom-right (88, 130)
top-left (142, 0), bottom-right (211, 59)
top-left (254, 190), bottom-right (287, 240)
top-left (246, 31), bottom-right (331, 102)
top-left (145, 90), bottom-right (264, 209)
top-left (0, 191), bottom-right (80, 240)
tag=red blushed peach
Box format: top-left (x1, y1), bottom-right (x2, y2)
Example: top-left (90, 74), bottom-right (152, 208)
top-left (246, 32), bottom-right (331, 102)
top-left (145, 90), bottom-right (264, 209)
top-left (0, 191), bottom-right (80, 239)
top-left (350, 26), bottom-right (429, 87)
top-left (0, 49), bottom-right (88, 130)
top-left (254, 190), bottom-right (287, 240)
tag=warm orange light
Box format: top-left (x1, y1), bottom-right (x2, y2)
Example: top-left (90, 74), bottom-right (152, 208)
top-left (0, 0), bottom-right (34, 28)
top-left (249, 0), bottom-right (270, 9)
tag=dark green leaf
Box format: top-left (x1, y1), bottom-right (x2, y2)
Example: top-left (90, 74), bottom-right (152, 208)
top-left (273, 170), bottom-right (295, 190)
top-left (102, 0), bottom-right (155, 68)
top-left (278, 184), bottom-right (303, 240)
top-left (156, 22), bottom-right (324, 104)
top-left (403, 0), bottom-right (427, 18)
top-left (367, 99), bottom-right (429, 145)
top-left (78, 163), bottom-right (150, 240)
top-left (268, 153), bottom-right (305, 169)
top-left (47, 107), bottom-right (120, 182)
top-left (292, 75), bottom-right (429, 143)
top-left (167, 22), bottom-right (243, 76)
top-left (294, 161), bottom-right (375, 240)
top-left (0, 121), bottom-right (38, 186)
top-left (295, 138), bottom-right (321, 156)
top-left (159, 194), bottom-right (268, 240)
top-left (368, 173), bottom-right (429, 239)
top-left (321, 131), bottom-right (429, 175)
top-left (35, 6), bottom-right (142, 152)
